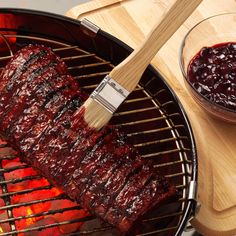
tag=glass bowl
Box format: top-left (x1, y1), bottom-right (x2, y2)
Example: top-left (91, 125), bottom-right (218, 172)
top-left (180, 13), bottom-right (236, 123)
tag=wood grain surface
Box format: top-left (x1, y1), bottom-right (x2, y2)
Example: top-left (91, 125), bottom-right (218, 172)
top-left (66, 0), bottom-right (236, 235)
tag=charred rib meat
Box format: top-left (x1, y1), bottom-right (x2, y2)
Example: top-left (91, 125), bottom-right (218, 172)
top-left (0, 45), bottom-right (176, 232)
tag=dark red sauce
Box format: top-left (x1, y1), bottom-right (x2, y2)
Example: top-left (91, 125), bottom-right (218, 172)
top-left (187, 42), bottom-right (236, 110)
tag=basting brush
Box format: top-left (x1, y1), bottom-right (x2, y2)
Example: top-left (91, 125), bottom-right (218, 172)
top-left (80, 0), bottom-right (202, 130)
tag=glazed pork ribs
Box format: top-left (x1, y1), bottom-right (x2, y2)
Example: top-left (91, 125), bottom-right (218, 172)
top-left (0, 45), bottom-right (176, 232)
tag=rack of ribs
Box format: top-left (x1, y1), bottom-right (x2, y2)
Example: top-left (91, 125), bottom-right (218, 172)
top-left (0, 45), bottom-right (176, 232)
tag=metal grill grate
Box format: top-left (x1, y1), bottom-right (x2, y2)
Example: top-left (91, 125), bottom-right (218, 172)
top-left (0, 12), bottom-right (197, 236)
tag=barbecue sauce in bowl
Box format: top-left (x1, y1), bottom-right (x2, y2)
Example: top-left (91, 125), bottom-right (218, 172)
top-left (187, 42), bottom-right (236, 111)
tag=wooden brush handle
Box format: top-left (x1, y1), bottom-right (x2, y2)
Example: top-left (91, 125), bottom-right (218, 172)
top-left (109, 0), bottom-right (202, 92)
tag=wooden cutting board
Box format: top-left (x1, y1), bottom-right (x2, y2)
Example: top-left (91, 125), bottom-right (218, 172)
top-left (66, 0), bottom-right (236, 235)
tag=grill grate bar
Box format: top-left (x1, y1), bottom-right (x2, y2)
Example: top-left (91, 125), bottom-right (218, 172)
top-left (0, 143), bottom-right (8, 148)
top-left (161, 101), bottom-right (175, 107)
top-left (119, 116), bottom-right (167, 126)
top-left (165, 172), bottom-right (186, 178)
top-left (0, 164), bottom-right (29, 174)
top-left (0, 184), bottom-right (53, 198)
top-left (114, 107), bottom-right (158, 116)
top-left (134, 137), bottom-right (178, 147)
top-left (0, 54), bottom-right (106, 71)
top-left (5, 34), bottom-right (90, 55)
top-left (124, 96), bottom-right (153, 104)
top-left (80, 84), bottom-right (98, 90)
top-left (67, 61), bottom-right (112, 71)
top-left (0, 216), bottom-right (94, 236)
top-left (143, 148), bottom-right (190, 158)
top-left (0, 55), bottom-right (12, 61)
top-left (127, 126), bottom-right (182, 137)
top-left (0, 205), bottom-right (86, 224)
top-left (154, 88), bottom-right (166, 97)
top-left (176, 184), bottom-right (186, 190)
top-left (74, 71), bottom-right (110, 79)
top-left (53, 45), bottom-right (80, 51)
top-left (0, 194), bottom-right (67, 211)
top-left (155, 160), bottom-right (186, 168)
top-left (0, 174), bottom-right (41, 185)
top-left (0, 155), bottom-right (16, 161)
top-left (62, 53), bottom-right (96, 61)
top-left (168, 113), bottom-right (183, 118)
top-left (135, 136), bottom-right (189, 147)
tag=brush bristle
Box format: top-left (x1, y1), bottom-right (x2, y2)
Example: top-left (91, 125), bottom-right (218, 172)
top-left (83, 97), bottom-right (113, 130)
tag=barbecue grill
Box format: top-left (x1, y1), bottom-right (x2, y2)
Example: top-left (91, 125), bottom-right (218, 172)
top-left (0, 9), bottom-right (197, 236)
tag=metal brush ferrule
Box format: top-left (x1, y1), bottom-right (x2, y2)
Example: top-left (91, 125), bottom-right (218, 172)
top-left (90, 76), bottom-right (130, 114)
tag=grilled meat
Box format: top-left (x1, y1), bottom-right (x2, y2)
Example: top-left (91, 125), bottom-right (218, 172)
top-left (0, 45), bottom-right (176, 232)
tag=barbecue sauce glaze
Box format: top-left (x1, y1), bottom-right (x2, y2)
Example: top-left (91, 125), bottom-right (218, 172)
top-left (0, 45), bottom-right (177, 233)
top-left (187, 42), bottom-right (236, 110)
